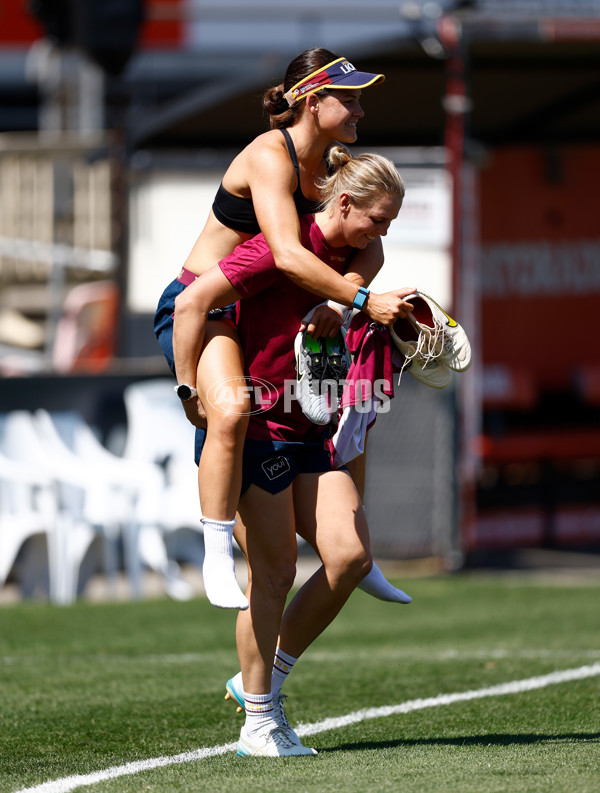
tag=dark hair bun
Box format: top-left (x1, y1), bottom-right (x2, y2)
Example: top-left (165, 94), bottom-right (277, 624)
top-left (263, 85), bottom-right (289, 116)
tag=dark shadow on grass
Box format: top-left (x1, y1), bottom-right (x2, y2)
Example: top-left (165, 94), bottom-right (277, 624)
top-left (315, 732), bottom-right (600, 754)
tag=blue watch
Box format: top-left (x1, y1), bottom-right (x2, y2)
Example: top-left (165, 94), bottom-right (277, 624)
top-left (352, 286), bottom-right (370, 310)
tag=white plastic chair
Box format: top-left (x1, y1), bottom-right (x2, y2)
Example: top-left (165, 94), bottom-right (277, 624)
top-left (0, 410), bottom-right (99, 604)
top-left (37, 408), bottom-right (197, 601)
top-left (121, 379), bottom-right (205, 570)
top-left (0, 448), bottom-right (58, 598)
top-left (122, 378), bottom-right (198, 466)
top-left (34, 409), bottom-right (127, 596)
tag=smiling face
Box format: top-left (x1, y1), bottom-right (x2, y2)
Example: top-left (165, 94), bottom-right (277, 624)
top-left (313, 90), bottom-right (365, 142)
top-left (339, 192), bottom-right (403, 248)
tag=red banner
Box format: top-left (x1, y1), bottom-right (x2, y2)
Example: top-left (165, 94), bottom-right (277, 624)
top-left (480, 146), bottom-right (600, 397)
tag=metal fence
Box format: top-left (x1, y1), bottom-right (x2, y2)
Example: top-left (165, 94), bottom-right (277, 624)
top-left (364, 374), bottom-right (458, 563)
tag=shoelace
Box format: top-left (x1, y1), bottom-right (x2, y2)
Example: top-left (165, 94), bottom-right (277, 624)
top-left (325, 350), bottom-right (349, 376)
top-left (407, 316), bottom-right (445, 362)
top-left (268, 725), bottom-right (296, 749)
top-left (396, 319), bottom-right (445, 385)
top-left (322, 335), bottom-right (350, 397)
top-left (306, 340), bottom-right (347, 396)
top-left (273, 694), bottom-right (292, 732)
top-left (434, 324), bottom-right (457, 359)
top-left (305, 348), bottom-right (327, 387)
top-left (324, 354), bottom-right (349, 397)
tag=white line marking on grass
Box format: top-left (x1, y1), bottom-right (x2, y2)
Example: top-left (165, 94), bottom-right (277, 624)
top-left (306, 648), bottom-right (600, 663)
top-left (14, 663), bottom-right (600, 793)
top-left (12, 744), bottom-right (238, 793)
top-left (4, 648), bottom-right (600, 668)
top-left (295, 662), bottom-right (600, 737)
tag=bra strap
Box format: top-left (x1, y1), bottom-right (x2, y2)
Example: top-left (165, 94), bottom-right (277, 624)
top-left (281, 128), bottom-right (300, 180)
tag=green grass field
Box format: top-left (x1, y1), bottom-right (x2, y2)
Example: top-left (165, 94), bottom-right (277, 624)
top-left (1, 573), bottom-right (599, 793)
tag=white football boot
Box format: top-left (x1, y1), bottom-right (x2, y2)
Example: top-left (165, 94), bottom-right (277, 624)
top-left (226, 673), bottom-right (309, 749)
top-left (294, 329), bottom-right (331, 425)
top-left (407, 291), bottom-right (472, 372)
top-left (390, 314), bottom-right (452, 389)
top-left (237, 724), bottom-right (317, 757)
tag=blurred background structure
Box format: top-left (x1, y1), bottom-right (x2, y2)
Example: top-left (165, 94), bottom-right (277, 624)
top-left (0, 0), bottom-right (599, 601)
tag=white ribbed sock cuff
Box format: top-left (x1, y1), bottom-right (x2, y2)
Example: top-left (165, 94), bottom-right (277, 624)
top-left (201, 516), bottom-right (248, 610)
top-left (244, 692), bottom-right (275, 736)
top-left (201, 517), bottom-right (236, 555)
top-left (271, 647), bottom-right (298, 697)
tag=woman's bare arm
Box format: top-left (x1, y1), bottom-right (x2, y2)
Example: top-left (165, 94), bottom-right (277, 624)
top-left (247, 144), bottom-right (413, 325)
top-left (172, 266), bottom-right (241, 427)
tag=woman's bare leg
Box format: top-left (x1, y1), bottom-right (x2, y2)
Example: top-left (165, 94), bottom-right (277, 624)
top-left (343, 437), bottom-right (413, 604)
top-left (278, 469), bottom-right (372, 659)
top-left (235, 483), bottom-right (297, 694)
top-left (196, 321), bottom-right (249, 519)
top-left (226, 470), bottom-right (408, 717)
top-left (233, 484), bottom-right (318, 754)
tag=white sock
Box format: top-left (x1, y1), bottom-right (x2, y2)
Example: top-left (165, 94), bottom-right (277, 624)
top-left (201, 517), bottom-right (249, 610)
top-left (271, 647), bottom-right (298, 698)
top-left (244, 692), bottom-right (277, 737)
top-left (357, 561), bottom-right (412, 604)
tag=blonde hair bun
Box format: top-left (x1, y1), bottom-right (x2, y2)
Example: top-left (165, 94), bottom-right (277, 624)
top-left (326, 143), bottom-right (353, 171)
top-left (319, 151), bottom-right (405, 210)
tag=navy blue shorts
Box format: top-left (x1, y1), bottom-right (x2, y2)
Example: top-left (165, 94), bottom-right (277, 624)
top-left (195, 429), bottom-right (333, 495)
top-left (154, 277), bottom-right (236, 376)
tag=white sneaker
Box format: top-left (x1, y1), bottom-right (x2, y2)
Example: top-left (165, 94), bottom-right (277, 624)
top-left (237, 724), bottom-right (317, 757)
top-left (407, 291), bottom-right (471, 372)
top-left (225, 674), bottom-right (310, 750)
top-left (390, 315), bottom-right (452, 390)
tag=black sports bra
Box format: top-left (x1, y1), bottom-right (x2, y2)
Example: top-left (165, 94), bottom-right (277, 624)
top-left (211, 128), bottom-right (323, 235)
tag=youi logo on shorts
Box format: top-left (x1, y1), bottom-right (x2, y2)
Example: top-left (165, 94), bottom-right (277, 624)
top-left (261, 456), bottom-right (291, 481)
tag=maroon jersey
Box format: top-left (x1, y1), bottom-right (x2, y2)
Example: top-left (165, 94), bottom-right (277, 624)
top-left (219, 214), bottom-right (354, 441)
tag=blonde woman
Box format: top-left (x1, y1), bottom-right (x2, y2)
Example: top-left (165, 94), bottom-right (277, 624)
top-left (183, 148), bottom-right (413, 756)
